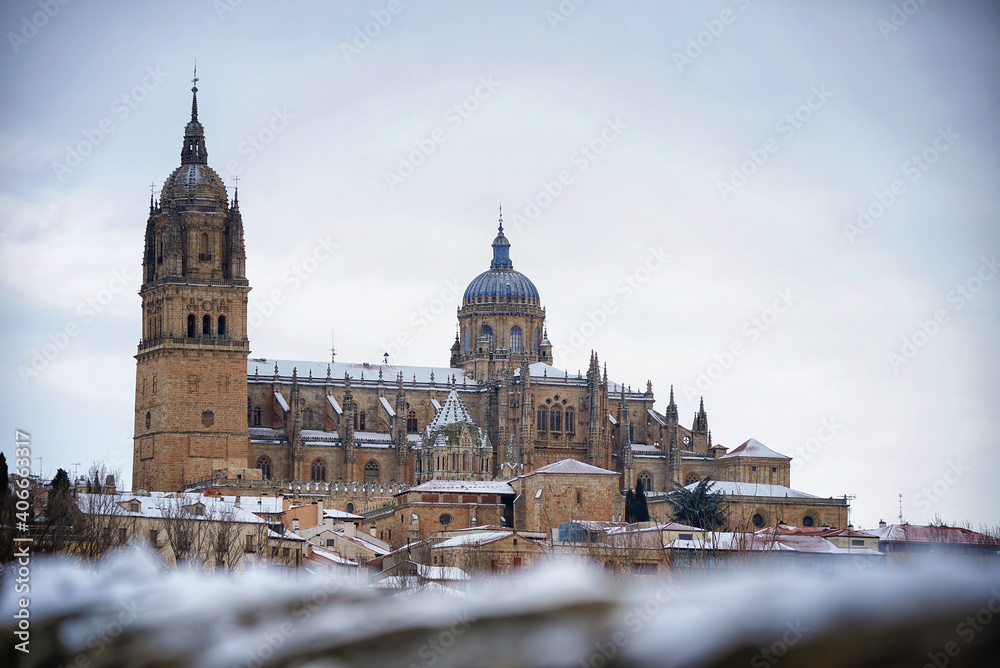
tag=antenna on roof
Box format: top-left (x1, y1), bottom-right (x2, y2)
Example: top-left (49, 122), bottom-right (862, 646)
top-left (330, 330), bottom-right (337, 363)
top-left (898, 493), bottom-right (904, 524)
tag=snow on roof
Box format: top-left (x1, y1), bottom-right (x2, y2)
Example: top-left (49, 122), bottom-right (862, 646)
top-left (327, 394), bottom-right (342, 415)
top-left (433, 531), bottom-right (512, 549)
top-left (404, 480), bottom-right (515, 495)
top-left (684, 480), bottom-right (821, 499)
top-left (608, 412), bottom-right (618, 426)
top-left (718, 438), bottom-right (790, 460)
top-left (416, 564), bottom-right (471, 581)
top-left (248, 359), bottom-right (475, 387)
top-left (273, 391), bottom-right (290, 413)
top-left (631, 443), bottom-right (662, 454)
top-left (78, 492), bottom-right (268, 524)
top-left (379, 395), bottom-right (396, 418)
top-left (308, 545), bottom-right (358, 567)
top-left (323, 508), bottom-right (363, 520)
top-left (426, 390), bottom-right (475, 430)
top-left (249, 427), bottom-right (286, 443)
top-left (646, 409), bottom-right (665, 426)
top-left (221, 495), bottom-right (284, 514)
top-left (430, 397), bottom-right (441, 410)
top-left (869, 524), bottom-right (1000, 545)
top-left (525, 459), bottom-right (619, 477)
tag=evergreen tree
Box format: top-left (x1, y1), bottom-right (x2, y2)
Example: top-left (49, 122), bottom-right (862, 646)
top-left (666, 477), bottom-right (727, 530)
top-left (624, 489), bottom-right (636, 523)
top-left (0, 453), bottom-right (12, 562)
top-left (41, 468), bottom-right (76, 553)
top-left (633, 479), bottom-right (650, 523)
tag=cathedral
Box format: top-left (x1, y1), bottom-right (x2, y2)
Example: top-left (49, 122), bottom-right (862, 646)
top-left (132, 81), bottom-right (848, 530)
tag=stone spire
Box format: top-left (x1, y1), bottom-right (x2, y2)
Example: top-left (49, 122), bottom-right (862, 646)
top-left (693, 396), bottom-right (709, 433)
top-left (181, 64), bottom-right (208, 165)
top-left (490, 205), bottom-right (513, 269)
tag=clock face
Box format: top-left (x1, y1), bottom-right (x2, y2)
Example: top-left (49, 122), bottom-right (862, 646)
top-left (683, 436), bottom-right (690, 445)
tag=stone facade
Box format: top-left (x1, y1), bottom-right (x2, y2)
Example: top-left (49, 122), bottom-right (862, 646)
top-left (512, 459), bottom-right (624, 533)
top-left (132, 84), bottom-right (849, 531)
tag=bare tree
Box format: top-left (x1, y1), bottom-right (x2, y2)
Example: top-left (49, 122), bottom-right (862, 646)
top-left (157, 496), bottom-right (210, 568)
top-left (207, 504), bottom-right (248, 572)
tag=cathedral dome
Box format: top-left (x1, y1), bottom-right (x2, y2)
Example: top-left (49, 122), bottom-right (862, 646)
top-left (159, 162), bottom-right (228, 205)
top-left (463, 214), bottom-right (541, 306)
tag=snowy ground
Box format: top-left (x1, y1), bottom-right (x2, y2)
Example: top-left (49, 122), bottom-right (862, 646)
top-left (3, 552), bottom-right (999, 667)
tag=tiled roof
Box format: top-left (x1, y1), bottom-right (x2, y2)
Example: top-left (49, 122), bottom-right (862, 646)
top-left (525, 459), bottom-right (619, 476)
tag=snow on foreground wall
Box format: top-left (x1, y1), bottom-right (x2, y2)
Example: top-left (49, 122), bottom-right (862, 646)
top-left (2, 553), bottom-right (999, 668)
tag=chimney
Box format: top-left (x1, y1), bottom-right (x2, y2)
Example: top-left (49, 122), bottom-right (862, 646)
top-left (316, 499), bottom-right (323, 526)
top-left (878, 519), bottom-right (887, 528)
top-left (292, 518), bottom-right (299, 532)
top-left (234, 496), bottom-right (241, 507)
top-left (344, 522), bottom-right (356, 537)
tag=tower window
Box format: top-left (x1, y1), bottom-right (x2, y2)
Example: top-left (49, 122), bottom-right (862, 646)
top-left (566, 410), bottom-right (575, 434)
top-left (638, 472), bottom-right (652, 493)
top-left (217, 315), bottom-right (226, 339)
top-left (304, 408), bottom-right (314, 429)
top-left (187, 314), bottom-right (195, 338)
top-left (311, 458), bottom-right (326, 482)
top-left (406, 410), bottom-right (418, 433)
top-left (252, 406), bottom-right (261, 426)
top-left (256, 456), bottom-right (272, 480)
top-left (482, 325), bottom-right (493, 350)
top-left (364, 460), bottom-right (379, 485)
top-left (550, 409), bottom-right (561, 432)
top-left (537, 408), bottom-right (547, 432)
top-left (510, 326), bottom-right (522, 353)
top-left (534, 328), bottom-right (540, 352)
top-left (202, 315), bottom-right (211, 339)
top-left (359, 410), bottom-right (366, 431)
top-left (463, 327), bottom-right (469, 353)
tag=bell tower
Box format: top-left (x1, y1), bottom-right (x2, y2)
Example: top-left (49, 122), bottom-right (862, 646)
top-left (132, 70), bottom-right (251, 492)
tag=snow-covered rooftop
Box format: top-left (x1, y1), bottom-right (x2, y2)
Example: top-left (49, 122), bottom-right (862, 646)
top-left (718, 438), bottom-right (790, 460)
top-left (525, 459), bottom-right (619, 477)
top-left (248, 359), bottom-right (475, 387)
top-left (432, 531), bottom-right (513, 549)
top-left (404, 480), bottom-right (515, 495)
top-left (683, 480), bottom-right (822, 499)
top-left (426, 389), bottom-right (476, 430)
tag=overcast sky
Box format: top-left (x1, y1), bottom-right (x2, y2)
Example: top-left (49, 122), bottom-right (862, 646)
top-left (1, 1), bottom-right (997, 530)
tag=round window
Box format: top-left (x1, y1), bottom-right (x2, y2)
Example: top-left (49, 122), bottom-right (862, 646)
top-left (752, 513), bottom-right (764, 528)
top-left (439, 514), bottom-right (451, 526)
top-left (802, 515), bottom-right (815, 527)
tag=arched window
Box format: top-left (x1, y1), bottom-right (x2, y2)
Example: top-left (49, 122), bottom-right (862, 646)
top-left (406, 410), bottom-right (418, 433)
top-left (684, 473), bottom-right (698, 486)
top-left (537, 408), bottom-right (547, 432)
top-left (359, 410), bottom-right (366, 431)
top-left (462, 452), bottom-right (468, 470)
top-left (187, 314), bottom-right (195, 338)
top-left (364, 460), bottom-right (379, 485)
top-left (638, 472), bottom-right (652, 493)
top-left (252, 406), bottom-right (261, 426)
top-left (304, 408), bottom-right (314, 429)
top-left (534, 328), bottom-right (540, 352)
top-left (510, 326), bottom-right (522, 353)
top-left (202, 315), bottom-right (211, 339)
top-left (256, 456), bottom-right (272, 480)
top-left (566, 410), bottom-right (575, 434)
top-left (217, 315), bottom-right (226, 339)
top-left (550, 409), bottom-right (561, 432)
top-left (482, 325), bottom-right (493, 350)
top-left (200, 232), bottom-right (209, 255)
top-left (802, 515), bottom-right (815, 527)
top-left (346, 503), bottom-right (354, 513)
top-left (463, 327), bottom-right (469, 352)
top-left (311, 458), bottom-right (326, 482)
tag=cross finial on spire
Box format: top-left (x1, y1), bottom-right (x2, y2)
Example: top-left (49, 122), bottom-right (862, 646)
top-left (149, 182), bottom-right (156, 210)
top-left (498, 202), bottom-right (503, 234)
top-left (190, 61), bottom-right (199, 122)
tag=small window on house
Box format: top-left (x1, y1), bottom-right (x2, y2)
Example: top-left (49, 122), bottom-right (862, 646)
top-left (283, 547), bottom-right (290, 557)
top-left (149, 529), bottom-right (158, 545)
top-left (245, 535), bottom-right (255, 552)
top-left (513, 538), bottom-right (518, 546)
top-left (751, 466), bottom-right (757, 472)
top-left (679, 533), bottom-right (693, 540)
top-left (851, 539), bottom-right (864, 547)
top-left (326, 539), bottom-right (335, 547)
top-left (129, 501), bottom-right (140, 513)
top-left (771, 467), bottom-right (777, 472)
